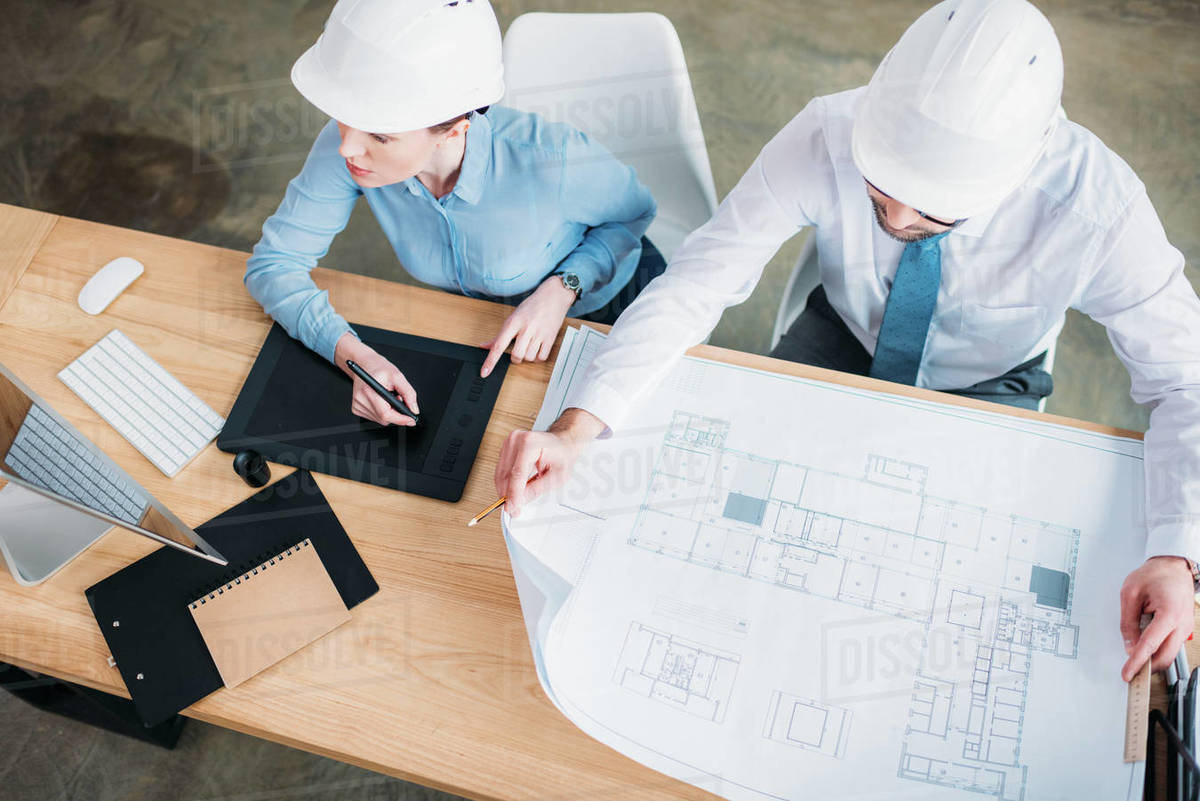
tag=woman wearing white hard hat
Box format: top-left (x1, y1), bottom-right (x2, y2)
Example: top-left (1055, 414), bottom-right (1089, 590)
top-left (245, 0), bottom-right (658, 426)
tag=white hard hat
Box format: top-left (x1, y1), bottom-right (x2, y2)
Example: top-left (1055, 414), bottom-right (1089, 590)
top-left (851, 0), bottom-right (1064, 221)
top-left (291, 0), bottom-right (505, 133)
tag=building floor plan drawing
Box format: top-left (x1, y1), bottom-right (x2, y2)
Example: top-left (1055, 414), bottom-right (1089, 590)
top-left (763, 690), bottom-right (852, 758)
top-left (614, 622), bottom-right (740, 723)
top-left (630, 410), bottom-right (1081, 799)
top-left (505, 326), bottom-right (1146, 801)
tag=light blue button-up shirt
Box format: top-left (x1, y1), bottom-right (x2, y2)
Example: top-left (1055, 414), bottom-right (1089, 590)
top-left (245, 107), bottom-right (656, 363)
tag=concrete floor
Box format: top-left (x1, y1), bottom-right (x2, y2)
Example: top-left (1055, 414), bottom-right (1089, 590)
top-left (0, 681), bottom-right (457, 801)
top-left (0, 0), bottom-right (1197, 799)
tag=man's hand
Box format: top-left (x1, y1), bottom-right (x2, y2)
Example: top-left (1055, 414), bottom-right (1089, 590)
top-left (494, 408), bottom-right (606, 517)
top-left (480, 275), bottom-right (577, 378)
top-left (1120, 555), bottom-right (1195, 681)
top-left (334, 332), bottom-right (419, 427)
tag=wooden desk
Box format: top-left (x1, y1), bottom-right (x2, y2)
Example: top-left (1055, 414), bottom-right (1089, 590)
top-left (0, 202), bottom-right (1187, 799)
top-left (0, 205), bottom-right (57, 310)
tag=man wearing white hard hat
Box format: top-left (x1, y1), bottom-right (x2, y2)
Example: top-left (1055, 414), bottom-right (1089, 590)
top-left (494, 0), bottom-right (1200, 681)
top-left (246, 0), bottom-right (659, 427)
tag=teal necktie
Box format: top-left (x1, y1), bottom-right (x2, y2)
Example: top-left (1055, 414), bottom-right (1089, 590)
top-left (869, 233), bottom-right (949, 385)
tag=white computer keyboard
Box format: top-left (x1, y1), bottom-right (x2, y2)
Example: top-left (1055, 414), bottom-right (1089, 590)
top-left (5, 403), bottom-right (148, 524)
top-left (58, 329), bottom-right (225, 477)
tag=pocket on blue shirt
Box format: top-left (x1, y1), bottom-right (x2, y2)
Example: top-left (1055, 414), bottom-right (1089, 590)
top-left (471, 264), bottom-right (541, 299)
top-left (469, 240), bottom-right (561, 299)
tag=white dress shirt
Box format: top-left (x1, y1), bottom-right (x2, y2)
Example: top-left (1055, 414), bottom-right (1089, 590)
top-left (567, 87), bottom-right (1200, 563)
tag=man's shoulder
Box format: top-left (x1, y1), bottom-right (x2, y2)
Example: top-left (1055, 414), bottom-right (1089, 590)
top-left (767, 87), bottom-right (865, 161)
top-left (754, 89), bottom-right (866, 223)
top-left (1025, 118), bottom-right (1144, 230)
top-left (794, 87), bottom-right (865, 130)
top-left (813, 86), bottom-right (868, 120)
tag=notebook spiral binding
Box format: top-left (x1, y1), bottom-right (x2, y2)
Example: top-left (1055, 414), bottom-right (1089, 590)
top-left (188, 539), bottom-right (313, 610)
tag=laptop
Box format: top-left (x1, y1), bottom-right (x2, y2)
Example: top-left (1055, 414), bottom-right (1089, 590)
top-left (0, 362), bottom-right (227, 585)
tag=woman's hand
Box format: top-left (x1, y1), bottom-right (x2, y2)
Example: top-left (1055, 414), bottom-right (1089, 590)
top-left (334, 333), bottom-right (419, 426)
top-left (481, 275), bottom-right (577, 378)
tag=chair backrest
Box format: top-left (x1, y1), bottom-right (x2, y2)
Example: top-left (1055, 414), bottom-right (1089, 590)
top-left (502, 12), bottom-right (718, 261)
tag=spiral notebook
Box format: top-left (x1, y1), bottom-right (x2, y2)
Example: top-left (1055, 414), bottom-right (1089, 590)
top-left (187, 538), bottom-right (351, 689)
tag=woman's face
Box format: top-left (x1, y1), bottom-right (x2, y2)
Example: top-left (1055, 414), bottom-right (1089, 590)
top-left (335, 122), bottom-right (445, 188)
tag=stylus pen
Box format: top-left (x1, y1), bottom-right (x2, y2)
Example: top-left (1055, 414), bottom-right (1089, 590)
top-left (345, 360), bottom-right (420, 424)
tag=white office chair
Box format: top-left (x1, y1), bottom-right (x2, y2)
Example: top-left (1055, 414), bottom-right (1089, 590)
top-left (771, 236), bottom-right (1058, 411)
top-left (771, 233), bottom-right (819, 353)
top-left (501, 12), bottom-right (718, 262)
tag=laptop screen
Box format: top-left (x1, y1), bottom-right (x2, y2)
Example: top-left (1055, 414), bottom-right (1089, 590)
top-left (0, 363), bottom-right (225, 582)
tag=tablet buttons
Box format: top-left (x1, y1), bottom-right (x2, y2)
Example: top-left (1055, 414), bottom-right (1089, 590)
top-left (440, 436), bottom-right (465, 471)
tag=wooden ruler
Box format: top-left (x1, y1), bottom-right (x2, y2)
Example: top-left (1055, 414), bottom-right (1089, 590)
top-left (1125, 660), bottom-right (1151, 762)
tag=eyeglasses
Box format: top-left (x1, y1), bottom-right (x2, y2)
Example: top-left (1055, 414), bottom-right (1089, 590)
top-left (864, 179), bottom-right (966, 228)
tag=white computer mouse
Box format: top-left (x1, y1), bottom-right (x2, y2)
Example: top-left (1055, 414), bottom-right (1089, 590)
top-left (78, 257), bottom-right (144, 315)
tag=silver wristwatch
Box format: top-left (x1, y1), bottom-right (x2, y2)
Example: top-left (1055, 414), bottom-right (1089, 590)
top-left (557, 271), bottom-right (582, 300)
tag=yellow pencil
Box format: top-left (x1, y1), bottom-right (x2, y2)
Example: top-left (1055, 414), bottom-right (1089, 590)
top-left (467, 496), bottom-right (506, 527)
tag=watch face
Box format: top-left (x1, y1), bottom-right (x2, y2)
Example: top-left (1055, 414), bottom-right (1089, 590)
top-left (562, 273), bottom-right (581, 293)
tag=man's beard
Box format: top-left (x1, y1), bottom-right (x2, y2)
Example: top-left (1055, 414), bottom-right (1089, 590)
top-left (871, 197), bottom-right (943, 243)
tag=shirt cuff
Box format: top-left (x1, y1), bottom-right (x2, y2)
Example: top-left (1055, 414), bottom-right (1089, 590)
top-left (1143, 518), bottom-right (1200, 564)
top-left (315, 317), bottom-right (357, 365)
top-left (562, 377), bottom-right (630, 438)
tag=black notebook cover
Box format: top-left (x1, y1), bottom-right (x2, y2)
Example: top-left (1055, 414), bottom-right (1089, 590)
top-left (85, 470), bottom-right (378, 727)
